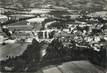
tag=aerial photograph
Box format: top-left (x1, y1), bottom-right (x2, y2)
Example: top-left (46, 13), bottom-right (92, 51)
top-left (0, 0), bottom-right (107, 73)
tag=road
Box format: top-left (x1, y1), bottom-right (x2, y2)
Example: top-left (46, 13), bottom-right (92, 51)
top-left (0, 43), bottom-right (29, 61)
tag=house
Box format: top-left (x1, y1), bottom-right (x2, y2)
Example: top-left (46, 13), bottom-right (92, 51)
top-left (29, 8), bottom-right (51, 14)
top-left (0, 34), bottom-right (4, 44)
top-left (88, 11), bottom-right (107, 17)
top-left (0, 32), bottom-right (7, 44)
top-left (36, 29), bottom-right (55, 42)
top-left (8, 20), bottom-right (33, 31)
top-left (26, 17), bottom-right (46, 23)
top-left (0, 8), bottom-right (5, 14)
top-left (0, 15), bottom-right (8, 23)
top-left (9, 14), bottom-right (35, 20)
top-left (26, 17), bottom-right (47, 31)
top-left (7, 20), bottom-right (34, 40)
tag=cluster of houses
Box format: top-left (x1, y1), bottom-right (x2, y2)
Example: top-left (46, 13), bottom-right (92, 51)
top-left (0, 7), bottom-right (107, 45)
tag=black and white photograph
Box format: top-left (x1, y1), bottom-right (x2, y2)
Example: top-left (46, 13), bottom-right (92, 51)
top-left (0, 0), bottom-right (107, 73)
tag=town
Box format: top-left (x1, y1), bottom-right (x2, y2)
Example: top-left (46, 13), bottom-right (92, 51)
top-left (0, 4), bottom-right (107, 73)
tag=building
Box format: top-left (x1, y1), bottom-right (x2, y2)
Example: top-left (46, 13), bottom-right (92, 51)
top-left (7, 21), bottom-right (33, 40)
top-left (29, 8), bottom-right (52, 14)
top-left (0, 8), bottom-right (5, 14)
top-left (9, 14), bottom-right (35, 20)
top-left (88, 11), bottom-right (107, 17)
top-left (26, 17), bottom-right (46, 23)
top-left (26, 17), bottom-right (47, 31)
top-left (36, 29), bottom-right (55, 42)
top-left (0, 15), bottom-right (8, 23)
top-left (8, 20), bottom-right (33, 31)
top-left (0, 32), bottom-right (7, 44)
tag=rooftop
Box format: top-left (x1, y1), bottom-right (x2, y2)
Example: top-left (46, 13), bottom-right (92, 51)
top-left (26, 17), bottom-right (47, 23)
top-left (0, 15), bottom-right (8, 23)
top-left (8, 20), bottom-right (28, 26)
top-left (30, 9), bottom-right (51, 14)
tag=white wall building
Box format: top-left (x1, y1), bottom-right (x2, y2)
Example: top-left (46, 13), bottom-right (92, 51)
top-left (0, 15), bottom-right (8, 23)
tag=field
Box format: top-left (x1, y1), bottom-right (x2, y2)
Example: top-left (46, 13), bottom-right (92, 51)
top-left (0, 42), bottom-right (29, 61)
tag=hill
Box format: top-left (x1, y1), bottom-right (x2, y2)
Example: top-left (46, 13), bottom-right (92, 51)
top-left (0, 0), bottom-right (107, 12)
